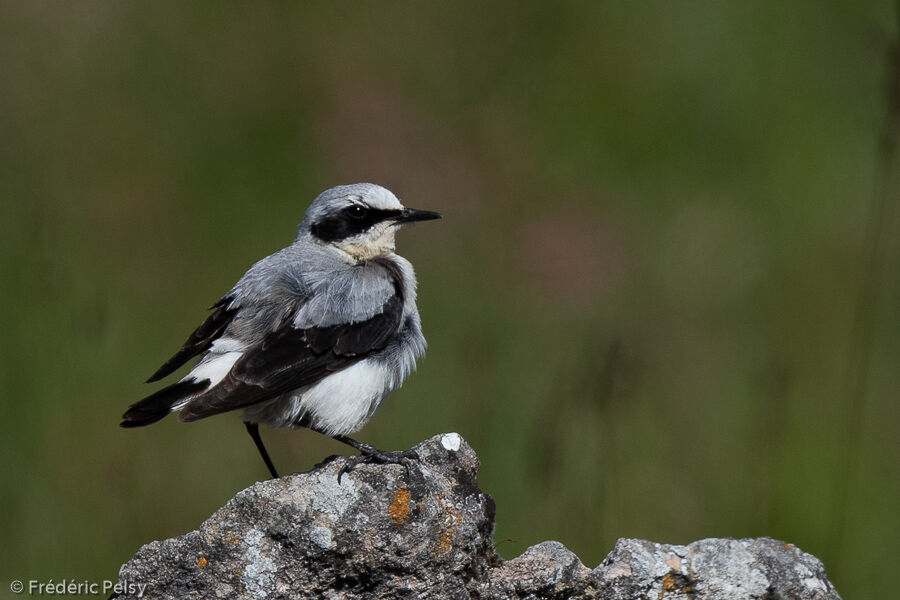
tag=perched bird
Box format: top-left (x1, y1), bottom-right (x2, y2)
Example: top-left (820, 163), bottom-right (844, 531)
top-left (121, 183), bottom-right (441, 479)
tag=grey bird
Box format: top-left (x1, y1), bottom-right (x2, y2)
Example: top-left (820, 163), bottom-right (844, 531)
top-left (121, 183), bottom-right (441, 479)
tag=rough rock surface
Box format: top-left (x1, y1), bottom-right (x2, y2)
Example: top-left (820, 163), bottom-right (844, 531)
top-left (114, 433), bottom-right (841, 599)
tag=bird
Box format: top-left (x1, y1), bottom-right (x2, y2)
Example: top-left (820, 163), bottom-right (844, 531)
top-left (121, 183), bottom-right (441, 479)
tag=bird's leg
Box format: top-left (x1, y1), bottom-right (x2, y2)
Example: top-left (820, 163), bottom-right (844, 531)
top-left (330, 435), bottom-right (419, 483)
top-left (244, 422), bottom-right (280, 479)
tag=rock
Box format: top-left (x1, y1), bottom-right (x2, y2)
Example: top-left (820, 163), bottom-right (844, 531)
top-left (588, 538), bottom-right (840, 600)
top-left (113, 433), bottom-right (841, 600)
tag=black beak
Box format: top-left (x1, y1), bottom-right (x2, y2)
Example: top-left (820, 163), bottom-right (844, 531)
top-left (394, 208), bottom-right (443, 224)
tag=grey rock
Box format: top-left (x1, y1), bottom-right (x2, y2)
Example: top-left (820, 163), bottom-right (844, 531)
top-left (114, 433), bottom-right (841, 600)
top-left (588, 537), bottom-right (840, 600)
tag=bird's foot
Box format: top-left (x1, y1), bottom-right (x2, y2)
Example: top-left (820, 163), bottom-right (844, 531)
top-left (336, 440), bottom-right (420, 484)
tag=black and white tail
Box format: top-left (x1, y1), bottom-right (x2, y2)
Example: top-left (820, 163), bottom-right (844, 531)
top-left (120, 379), bottom-right (209, 427)
top-left (121, 296), bottom-right (237, 427)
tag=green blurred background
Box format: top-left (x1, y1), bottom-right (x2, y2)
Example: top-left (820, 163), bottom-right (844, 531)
top-left (1, 2), bottom-right (898, 598)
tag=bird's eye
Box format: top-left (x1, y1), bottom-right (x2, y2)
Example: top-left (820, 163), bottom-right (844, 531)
top-left (345, 205), bottom-right (367, 220)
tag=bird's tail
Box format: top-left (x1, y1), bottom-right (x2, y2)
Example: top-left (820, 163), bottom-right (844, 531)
top-left (120, 379), bottom-right (209, 427)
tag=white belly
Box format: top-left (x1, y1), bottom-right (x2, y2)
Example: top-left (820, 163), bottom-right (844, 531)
top-left (243, 358), bottom-right (397, 436)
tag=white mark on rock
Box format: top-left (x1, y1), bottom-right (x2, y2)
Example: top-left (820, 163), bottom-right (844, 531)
top-left (803, 577), bottom-right (826, 591)
top-left (606, 560), bottom-right (633, 578)
top-left (241, 527), bottom-right (277, 598)
top-left (309, 472), bottom-right (358, 522)
top-left (441, 432), bottom-right (462, 452)
top-left (309, 526), bottom-right (334, 549)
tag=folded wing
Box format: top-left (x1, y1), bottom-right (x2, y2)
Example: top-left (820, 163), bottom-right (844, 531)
top-left (178, 292), bottom-right (403, 422)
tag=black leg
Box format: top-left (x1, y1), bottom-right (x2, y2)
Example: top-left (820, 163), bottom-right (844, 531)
top-left (331, 435), bottom-right (383, 455)
top-left (330, 434), bottom-right (419, 483)
top-left (244, 422), bottom-right (279, 479)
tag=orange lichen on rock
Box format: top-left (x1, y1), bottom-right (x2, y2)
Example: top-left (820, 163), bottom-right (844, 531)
top-left (435, 527), bottom-right (454, 556)
top-left (659, 572), bottom-right (694, 598)
top-left (431, 493), bottom-right (463, 556)
top-left (221, 532), bottom-right (239, 546)
top-left (195, 556), bottom-right (208, 568)
top-left (389, 485), bottom-right (412, 524)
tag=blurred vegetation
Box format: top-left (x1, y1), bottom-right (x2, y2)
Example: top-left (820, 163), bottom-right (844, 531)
top-left (1, 2), bottom-right (898, 598)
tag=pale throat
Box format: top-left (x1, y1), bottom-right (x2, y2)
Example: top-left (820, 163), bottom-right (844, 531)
top-left (335, 224), bottom-right (398, 261)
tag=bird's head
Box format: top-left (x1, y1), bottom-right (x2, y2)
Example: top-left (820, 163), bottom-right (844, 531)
top-left (299, 183), bottom-right (442, 261)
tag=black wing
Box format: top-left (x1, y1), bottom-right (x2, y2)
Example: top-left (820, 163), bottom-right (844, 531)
top-left (178, 293), bottom-right (403, 422)
top-left (146, 297), bottom-right (238, 383)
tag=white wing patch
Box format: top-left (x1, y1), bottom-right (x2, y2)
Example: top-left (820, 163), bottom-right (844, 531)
top-left (173, 347), bottom-right (243, 410)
